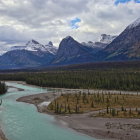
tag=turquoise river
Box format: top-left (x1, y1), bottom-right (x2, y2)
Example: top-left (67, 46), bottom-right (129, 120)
top-left (0, 82), bottom-right (96, 140)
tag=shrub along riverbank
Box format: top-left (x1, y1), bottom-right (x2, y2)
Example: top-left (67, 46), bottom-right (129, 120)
top-left (0, 82), bottom-right (7, 95)
top-left (47, 92), bottom-right (140, 117)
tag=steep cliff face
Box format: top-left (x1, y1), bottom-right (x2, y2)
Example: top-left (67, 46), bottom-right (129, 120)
top-left (97, 18), bottom-right (140, 61)
top-left (52, 36), bottom-right (95, 65)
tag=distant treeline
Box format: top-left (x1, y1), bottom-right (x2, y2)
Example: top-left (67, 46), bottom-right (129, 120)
top-left (0, 82), bottom-right (7, 95)
top-left (0, 61), bottom-right (140, 73)
top-left (52, 61), bottom-right (140, 71)
top-left (0, 69), bottom-right (140, 91)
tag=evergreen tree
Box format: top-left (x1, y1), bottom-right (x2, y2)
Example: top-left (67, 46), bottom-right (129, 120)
top-left (0, 82), bottom-right (7, 95)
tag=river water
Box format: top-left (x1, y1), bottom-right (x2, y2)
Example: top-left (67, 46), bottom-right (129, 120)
top-left (0, 82), bottom-right (96, 140)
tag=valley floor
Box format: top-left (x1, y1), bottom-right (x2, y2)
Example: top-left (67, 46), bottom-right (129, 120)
top-left (55, 112), bottom-right (140, 140)
top-left (17, 90), bottom-right (140, 140)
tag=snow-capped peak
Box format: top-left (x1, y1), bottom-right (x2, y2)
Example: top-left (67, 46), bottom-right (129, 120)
top-left (82, 34), bottom-right (117, 49)
top-left (25, 39), bottom-right (46, 52)
top-left (4, 40), bottom-right (58, 55)
top-left (127, 18), bottom-right (140, 29)
top-left (45, 41), bottom-right (58, 55)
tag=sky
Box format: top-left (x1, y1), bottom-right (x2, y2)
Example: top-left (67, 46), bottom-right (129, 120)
top-left (0, 0), bottom-right (140, 50)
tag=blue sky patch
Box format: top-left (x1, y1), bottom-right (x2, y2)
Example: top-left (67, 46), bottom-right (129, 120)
top-left (70, 18), bottom-right (81, 29)
top-left (115, 0), bottom-right (140, 5)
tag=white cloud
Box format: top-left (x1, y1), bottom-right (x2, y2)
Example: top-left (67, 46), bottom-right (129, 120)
top-left (0, 0), bottom-right (139, 48)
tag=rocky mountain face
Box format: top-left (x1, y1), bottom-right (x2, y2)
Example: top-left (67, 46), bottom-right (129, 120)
top-left (4, 40), bottom-right (58, 55)
top-left (97, 18), bottom-right (140, 61)
top-left (25, 40), bottom-right (45, 52)
top-left (100, 34), bottom-right (117, 44)
top-left (45, 41), bottom-right (57, 55)
top-left (0, 18), bottom-right (140, 69)
top-left (82, 34), bottom-right (117, 49)
top-left (52, 36), bottom-right (95, 65)
top-left (0, 40), bottom-right (57, 69)
top-left (0, 50), bottom-right (55, 69)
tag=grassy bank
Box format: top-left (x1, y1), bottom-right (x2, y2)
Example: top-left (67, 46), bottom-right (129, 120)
top-left (47, 92), bottom-right (140, 116)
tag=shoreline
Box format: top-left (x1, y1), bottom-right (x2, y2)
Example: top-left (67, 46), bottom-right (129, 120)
top-left (5, 81), bottom-right (140, 140)
top-left (17, 92), bottom-right (140, 140)
top-left (8, 86), bottom-right (24, 92)
top-left (0, 128), bottom-right (7, 140)
top-left (7, 80), bottom-right (140, 95)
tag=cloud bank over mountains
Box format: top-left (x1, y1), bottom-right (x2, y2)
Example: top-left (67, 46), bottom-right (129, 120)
top-left (0, 0), bottom-right (140, 48)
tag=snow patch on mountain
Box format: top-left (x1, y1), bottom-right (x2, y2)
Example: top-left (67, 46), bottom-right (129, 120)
top-left (0, 50), bottom-right (7, 56)
top-left (25, 40), bottom-right (46, 52)
top-left (82, 34), bottom-right (117, 48)
top-left (45, 41), bottom-right (57, 55)
top-left (1, 40), bottom-right (58, 55)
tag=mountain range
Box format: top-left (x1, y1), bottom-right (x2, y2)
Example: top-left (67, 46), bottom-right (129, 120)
top-left (0, 18), bottom-right (140, 69)
top-left (96, 18), bottom-right (140, 61)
